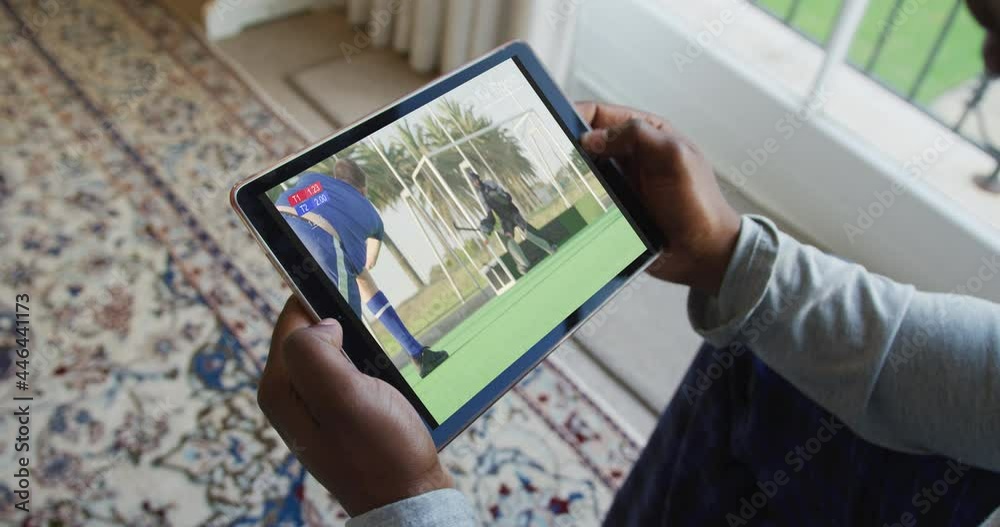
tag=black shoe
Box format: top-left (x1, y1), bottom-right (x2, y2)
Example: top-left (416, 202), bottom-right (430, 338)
top-left (418, 347), bottom-right (449, 378)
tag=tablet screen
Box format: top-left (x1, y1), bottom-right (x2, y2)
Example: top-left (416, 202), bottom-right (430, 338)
top-left (263, 58), bottom-right (646, 424)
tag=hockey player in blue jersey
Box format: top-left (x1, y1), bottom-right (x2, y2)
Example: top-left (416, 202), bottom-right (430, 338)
top-left (275, 159), bottom-right (449, 378)
top-left (467, 168), bottom-right (556, 274)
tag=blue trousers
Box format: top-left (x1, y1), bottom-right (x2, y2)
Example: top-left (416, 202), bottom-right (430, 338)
top-left (286, 216), bottom-right (362, 316)
top-left (604, 343), bottom-right (1000, 526)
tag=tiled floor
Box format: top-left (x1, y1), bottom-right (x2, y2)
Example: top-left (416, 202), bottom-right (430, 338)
top-left (163, 1), bottom-right (791, 438)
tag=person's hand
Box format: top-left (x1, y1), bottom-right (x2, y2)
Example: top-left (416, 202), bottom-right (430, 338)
top-left (478, 218), bottom-right (494, 236)
top-left (576, 101), bottom-right (741, 295)
top-left (257, 297), bottom-right (452, 516)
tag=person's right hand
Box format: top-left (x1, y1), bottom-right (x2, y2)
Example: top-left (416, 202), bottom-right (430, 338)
top-left (575, 102), bottom-right (741, 295)
top-left (257, 297), bottom-right (452, 517)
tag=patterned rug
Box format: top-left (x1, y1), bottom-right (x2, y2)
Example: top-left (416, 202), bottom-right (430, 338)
top-left (0, 0), bottom-right (640, 524)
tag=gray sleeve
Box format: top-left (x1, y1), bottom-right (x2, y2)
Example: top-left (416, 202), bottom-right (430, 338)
top-left (345, 489), bottom-right (478, 527)
top-left (688, 215), bottom-right (1000, 471)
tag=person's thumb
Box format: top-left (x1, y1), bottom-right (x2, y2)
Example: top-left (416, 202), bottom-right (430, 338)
top-left (282, 319), bottom-right (360, 408)
top-left (581, 118), bottom-right (650, 157)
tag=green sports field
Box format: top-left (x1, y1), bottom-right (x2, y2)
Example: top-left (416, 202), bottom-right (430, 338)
top-left (396, 208), bottom-right (646, 423)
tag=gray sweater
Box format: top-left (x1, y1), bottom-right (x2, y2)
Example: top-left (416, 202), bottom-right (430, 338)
top-left (348, 215), bottom-right (1000, 526)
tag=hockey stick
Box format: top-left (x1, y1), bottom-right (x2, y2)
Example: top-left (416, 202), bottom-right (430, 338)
top-left (452, 220), bottom-right (481, 233)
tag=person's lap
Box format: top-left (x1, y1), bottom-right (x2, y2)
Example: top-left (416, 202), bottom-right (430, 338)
top-left (604, 342), bottom-right (1000, 526)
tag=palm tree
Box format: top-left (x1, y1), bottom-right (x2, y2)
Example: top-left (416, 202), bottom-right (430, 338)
top-left (420, 99), bottom-right (539, 213)
top-left (391, 117), bottom-right (470, 230)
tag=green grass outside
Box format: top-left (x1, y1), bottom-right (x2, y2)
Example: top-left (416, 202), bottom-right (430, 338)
top-left (756, 0), bottom-right (985, 104)
top-left (395, 209), bottom-right (646, 422)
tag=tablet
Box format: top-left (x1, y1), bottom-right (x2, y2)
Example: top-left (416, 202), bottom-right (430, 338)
top-left (231, 41), bottom-right (662, 448)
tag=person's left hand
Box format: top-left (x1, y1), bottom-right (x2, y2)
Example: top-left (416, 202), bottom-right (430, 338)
top-left (257, 297), bottom-right (452, 516)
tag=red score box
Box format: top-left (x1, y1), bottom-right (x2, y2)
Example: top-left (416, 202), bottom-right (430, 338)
top-left (287, 181), bottom-right (323, 206)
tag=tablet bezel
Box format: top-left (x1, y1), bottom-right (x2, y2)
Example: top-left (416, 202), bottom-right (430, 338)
top-left (231, 41), bottom-right (663, 448)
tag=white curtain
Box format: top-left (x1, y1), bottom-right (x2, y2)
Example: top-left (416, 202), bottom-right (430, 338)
top-left (340, 0), bottom-right (579, 83)
top-left (205, 0), bottom-right (579, 83)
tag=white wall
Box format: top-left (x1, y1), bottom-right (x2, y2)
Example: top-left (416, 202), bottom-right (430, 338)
top-left (568, 0), bottom-right (1000, 301)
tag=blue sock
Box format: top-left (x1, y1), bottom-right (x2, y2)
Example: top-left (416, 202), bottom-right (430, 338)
top-left (366, 291), bottom-right (423, 358)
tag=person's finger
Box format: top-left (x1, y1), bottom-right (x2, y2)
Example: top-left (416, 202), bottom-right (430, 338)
top-left (575, 101), bottom-right (673, 131)
top-left (258, 364), bottom-right (329, 475)
top-left (261, 297), bottom-right (309, 405)
top-left (259, 297), bottom-right (328, 424)
top-left (574, 100), bottom-right (640, 129)
top-left (581, 118), bottom-right (655, 156)
top-left (574, 101), bottom-right (599, 126)
top-left (261, 296), bottom-right (313, 393)
top-left (272, 296), bottom-right (315, 351)
top-left (258, 298), bottom-right (331, 463)
top-left (282, 320), bottom-right (362, 421)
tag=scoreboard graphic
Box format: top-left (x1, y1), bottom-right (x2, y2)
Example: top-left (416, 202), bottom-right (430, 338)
top-left (286, 182), bottom-right (328, 215)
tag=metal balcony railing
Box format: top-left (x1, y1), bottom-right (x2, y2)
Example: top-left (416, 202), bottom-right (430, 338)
top-left (750, 0), bottom-right (999, 191)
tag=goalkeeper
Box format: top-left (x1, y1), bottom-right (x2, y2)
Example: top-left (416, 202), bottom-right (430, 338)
top-left (466, 168), bottom-right (557, 274)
